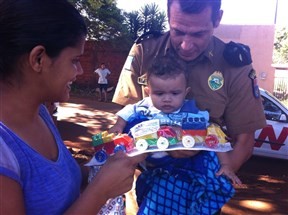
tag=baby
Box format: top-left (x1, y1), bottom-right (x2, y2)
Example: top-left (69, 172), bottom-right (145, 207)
top-left (110, 55), bottom-right (241, 214)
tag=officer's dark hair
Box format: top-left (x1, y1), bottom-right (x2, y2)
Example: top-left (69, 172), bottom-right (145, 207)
top-left (147, 55), bottom-right (189, 86)
top-left (167, 0), bottom-right (221, 26)
top-left (0, 0), bottom-right (87, 81)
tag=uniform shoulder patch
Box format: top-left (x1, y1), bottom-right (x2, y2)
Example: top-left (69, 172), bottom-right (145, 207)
top-left (135, 31), bottom-right (163, 44)
top-left (249, 69), bottom-right (260, 98)
top-left (223, 41), bottom-right (252, 67)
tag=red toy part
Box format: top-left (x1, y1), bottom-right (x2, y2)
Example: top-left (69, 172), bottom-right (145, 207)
top-left (182, 129), bottom-right (207, 137)
top-left (113, 134), bottom-right (134, 152)
top-left (93, 141), bottom-right (115, 155)
top-left (205, 134), bottom-right (219, 148)
top-left (157, 126), bottom-right (177, 138)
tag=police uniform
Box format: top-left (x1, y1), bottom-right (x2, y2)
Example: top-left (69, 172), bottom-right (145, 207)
top-left (112, 31), bottom-right (266, 137)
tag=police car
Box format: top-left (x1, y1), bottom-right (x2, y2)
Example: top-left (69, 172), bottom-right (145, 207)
top-left (253, 88), bottom-right (288, 160)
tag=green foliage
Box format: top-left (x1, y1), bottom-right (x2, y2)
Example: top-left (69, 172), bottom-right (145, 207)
top-left (68, 1), bottom-right (167, 47)
top-left (273, 27), bottom-right (288, 64)
top-left (123, 3), bottom-right (167, 40)
top-left (69, 0), bottom-right (128, 41)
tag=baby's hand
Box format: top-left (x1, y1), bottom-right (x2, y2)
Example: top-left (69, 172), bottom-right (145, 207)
top-left (216, 164), bottom-right (243, 186)
top-left (108, 125), bottom-right (123, 134)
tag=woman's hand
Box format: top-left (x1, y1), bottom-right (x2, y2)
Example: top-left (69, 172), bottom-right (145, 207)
top-left (90, 151), bottom-right (147, 200)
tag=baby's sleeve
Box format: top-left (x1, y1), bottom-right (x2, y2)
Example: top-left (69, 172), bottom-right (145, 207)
top-left (116, 104), bottom-right (136, 121)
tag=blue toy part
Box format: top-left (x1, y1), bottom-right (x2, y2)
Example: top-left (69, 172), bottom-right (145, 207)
top-left (181, 111), bottom-right (209, 130)
top-left (94, 149), bottom-right (108, 163)
top-left (114, 144), bottom-right (126, 153)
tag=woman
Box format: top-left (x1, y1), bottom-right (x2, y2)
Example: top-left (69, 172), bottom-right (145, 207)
top-left (0, 0), bottom-right (146, 214)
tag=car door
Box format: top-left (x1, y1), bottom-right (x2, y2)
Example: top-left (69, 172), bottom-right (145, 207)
top-left (254, 91), bottom-right (288, 160)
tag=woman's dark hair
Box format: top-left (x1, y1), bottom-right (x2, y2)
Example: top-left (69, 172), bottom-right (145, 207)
top-left (0, 0), bottom-right (87, 81)
top-left (167, 0), bottom-right (221, 26)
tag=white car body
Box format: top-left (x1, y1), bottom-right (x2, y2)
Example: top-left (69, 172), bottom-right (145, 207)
top-left (253, 88), bottom-right (288, 160)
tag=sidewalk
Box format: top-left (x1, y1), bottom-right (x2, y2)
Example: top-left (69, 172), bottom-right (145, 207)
top-left (57, 95), bottom-right (122, 163)
top-left (57, 95), bottom-right (288, 215)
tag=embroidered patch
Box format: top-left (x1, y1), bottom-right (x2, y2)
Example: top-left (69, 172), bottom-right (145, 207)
top-left (123, 55), bottom-right (134, 71)
top-left (249, 69), bottom-right (260, 98)
top-left (208, 71), bottom-right (224, 91)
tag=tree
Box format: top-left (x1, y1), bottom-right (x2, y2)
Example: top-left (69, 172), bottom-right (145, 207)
top-left (123, 11), bottom-right (142, 41)
top-left (123, 3), bottom-right (167, 40)
top-left (68, 1), bottom-right (167, 48)
top-left (69, 0), bottom-right (127, 41)
top-left (273, 27), bottom-right (288, 64)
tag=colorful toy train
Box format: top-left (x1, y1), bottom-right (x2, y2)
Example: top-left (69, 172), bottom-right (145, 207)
top-left (91, 131), bottom-right (134, 163)
top-left (90, 118), bottom-right (229, 163)
top-left (130, 119), bottom-right (227, 151)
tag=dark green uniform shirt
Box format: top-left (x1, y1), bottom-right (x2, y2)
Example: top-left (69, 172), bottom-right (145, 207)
top-left (113, 32), bottom-right (266, 136)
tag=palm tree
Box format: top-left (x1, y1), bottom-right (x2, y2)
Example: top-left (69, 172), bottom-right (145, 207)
top-left (124, 3), bottom-right (167, 40)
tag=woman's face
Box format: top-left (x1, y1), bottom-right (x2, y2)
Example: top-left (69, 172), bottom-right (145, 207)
top-left (44, 37), bottom-right (85, 102)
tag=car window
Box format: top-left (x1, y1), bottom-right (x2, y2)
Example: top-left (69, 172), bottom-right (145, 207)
top-left (262, 96), bottom-right (284, 121)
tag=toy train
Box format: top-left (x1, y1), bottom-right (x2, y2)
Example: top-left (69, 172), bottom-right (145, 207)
top-left (90, 119), bottom-right (228, 164)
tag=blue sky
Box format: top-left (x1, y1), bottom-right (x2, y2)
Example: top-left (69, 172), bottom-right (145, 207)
top-left (117, 0), bottom-right (288, 26)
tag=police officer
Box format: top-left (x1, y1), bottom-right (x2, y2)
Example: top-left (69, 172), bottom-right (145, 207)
top-left (113, 0), bottom-right (265, 170)
top-left (113, 0), bottom-right (266, 213)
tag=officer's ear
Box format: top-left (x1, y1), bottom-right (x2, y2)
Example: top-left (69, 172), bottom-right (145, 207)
top-left (144, 86), bottom-right (150, 95)
top-left (214, 10), bottom-right (223, 28)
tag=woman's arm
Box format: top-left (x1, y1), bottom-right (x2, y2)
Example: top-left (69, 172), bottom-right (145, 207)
top-left (64, 152), bottom-right (147, 215)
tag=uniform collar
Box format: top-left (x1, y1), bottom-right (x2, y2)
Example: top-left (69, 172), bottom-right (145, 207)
top-left (203, 36), bottom-right (216, 62)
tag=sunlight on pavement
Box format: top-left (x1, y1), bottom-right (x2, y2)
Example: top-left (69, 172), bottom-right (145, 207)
top-left (57, 103), bottom-right (117, 130)
top-left (258, 175), bottom-right (286, 184)
top-left (239, 200), bottom-right (275, 212)
top-left (78, 136), bottom-right (92, 142)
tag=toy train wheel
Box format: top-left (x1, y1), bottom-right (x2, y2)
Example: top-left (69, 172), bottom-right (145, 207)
top-left (136, 139), bottom-right (148, 151)
top-left (157, 137), bottom-right (169, 149)
top-left (114, 145), bottom-right (126, 153)
top-left (182, 136), bottom-right (195, 148)
top-left (94, 149), bottom-right (108, 163)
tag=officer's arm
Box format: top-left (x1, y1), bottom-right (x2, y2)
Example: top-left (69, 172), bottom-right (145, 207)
top-left (223, 42), bottom-right (262, 171)
top-left (112, 43), bottom-right (144, 106)
top-left (228, 132), bottom-right (255, 172)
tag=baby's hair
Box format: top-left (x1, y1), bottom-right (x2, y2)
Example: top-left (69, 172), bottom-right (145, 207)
top-left (147, 55), bottom-right (189, 85)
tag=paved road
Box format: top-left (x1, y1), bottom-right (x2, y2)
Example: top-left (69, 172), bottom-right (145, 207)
top-left (57, 96), bottom-right (288, 215)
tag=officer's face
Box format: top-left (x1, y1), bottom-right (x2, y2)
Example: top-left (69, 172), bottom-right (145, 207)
top-left (146, 73), bottom-right (190, 113)
top-left (169, 1), bottom-right (221, 61)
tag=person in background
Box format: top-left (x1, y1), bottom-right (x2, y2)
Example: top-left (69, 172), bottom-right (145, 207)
top-left (94, 63), bottom-right (111, 102)
top-left (0, 0), bottom-right (146, 214)
top-left (110, 55), bottom-right (240, 214)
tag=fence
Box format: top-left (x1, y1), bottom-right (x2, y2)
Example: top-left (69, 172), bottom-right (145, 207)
top-left (273, 68), bottom-right (288, 106)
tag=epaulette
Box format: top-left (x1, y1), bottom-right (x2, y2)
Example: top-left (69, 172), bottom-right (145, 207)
top-left (135, 31), bottom-right (163, 44)
top-left (223, 41), bottom-right (252, 67)
top-left (137, 74), bottom-right (147, 86)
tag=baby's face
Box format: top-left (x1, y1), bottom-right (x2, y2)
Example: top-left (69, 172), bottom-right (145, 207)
top-left (148, 73), bottom-right (189, 113)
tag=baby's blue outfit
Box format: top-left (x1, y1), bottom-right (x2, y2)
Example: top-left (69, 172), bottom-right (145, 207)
top-left (0, 105), bottom-right (81, 214)
top-left (117, 97), bottom-right (235, 215)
